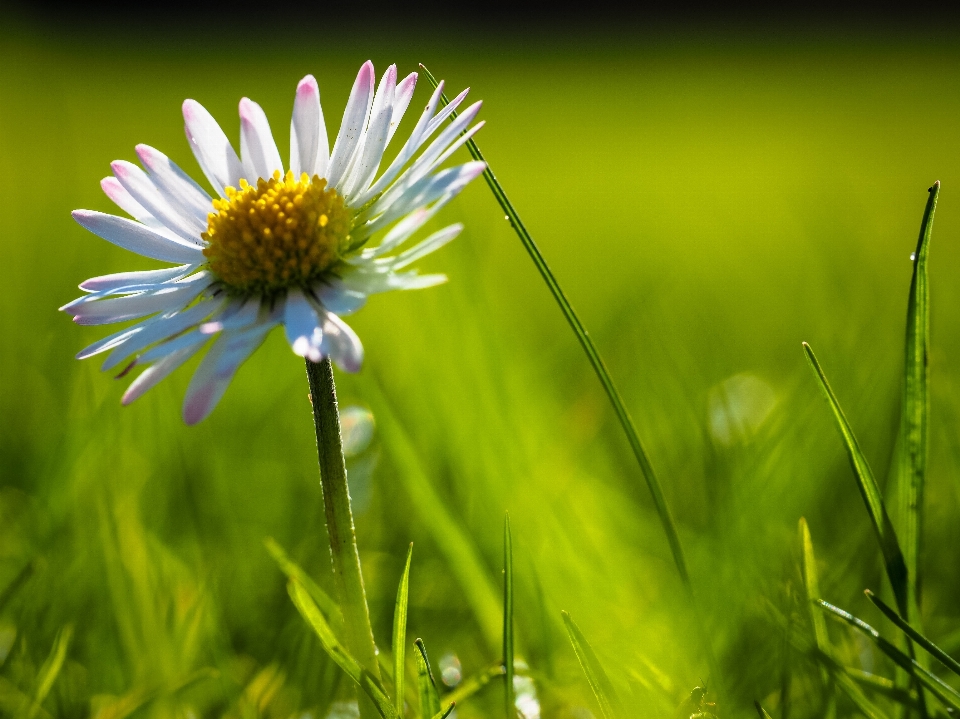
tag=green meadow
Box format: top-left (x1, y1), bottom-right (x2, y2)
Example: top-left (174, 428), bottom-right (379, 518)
top-left (3, 21), bottom-right (960, 718)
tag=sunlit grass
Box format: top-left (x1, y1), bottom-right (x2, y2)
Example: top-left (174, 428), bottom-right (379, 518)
top-left (4, 20), bottom-right (960, 718)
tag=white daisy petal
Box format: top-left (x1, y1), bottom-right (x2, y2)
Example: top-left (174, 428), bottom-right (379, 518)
top-left (314, 281), bottom-right (367, 315)
top-left (353, 80), bottom-right (446, 206)
top-left (425, 87), bottom-right (471, 137)
top-left (111, 160), bottom-right (203, 243)
top-left (363, 161), bottom-right (486, 236)
top-left (386, 72), bottom-right (418, 146)
top-left (342, 64), bottom-right (397, 198)
top-left (239, 97), bottom-right (284, 181)
top-left (70, 274), bottom-right (212, 326)
top-left (76, 322), bottom-right (153, 360)
top-left (319, 309), bottom-right (363, 373)
top-left (71, 210), bottom-right (205, 264)
top-left (385, 224), bottom-right (463, 270)
top-left (100, 177), bottom-right (168, 233)
top-left (284, 288), bottom-right (324, 362)
top-left (290, 75), bottom-right (325, 179)
top-left (200, 297), bottom-right (263, 334)
top-left (101, 296), bottom-right (226, 371)
top-left (79, 265), bottom-right (196, 293)
top-left (182, 99), bottom-right (244, 196)
top-left (122, 341), bottom-right (207, 406)
top-left (182, 323), bottom-right (274, 424)
top-left (136, 144), bottom-right (213, 228)
top-left (326, 61), bottom-right (375, 187)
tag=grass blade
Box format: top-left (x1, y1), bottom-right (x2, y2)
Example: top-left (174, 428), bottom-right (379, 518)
top-left (429, 704), bottom-right (456, 719)
top-left (865, 589), bottom-right (960, 678)
top-left (288, 580), bottom-right (396, 719)
top-left (417, 63), bottom-right (691, 593)
top-left (754, 700), bottom-right (774, 719)
top-left (393, 543), bottom-right (414, 717)
top-left (799, 519), bottom-right (831, 678)
top-left (504, 513), bottom-right (515, 719)
top-left (561, 611), bottom-right (624, 719)
top-left (26, 624), bottom-right (73, 719)
top-left (415, 638), bottom-right (441, 719)
top-left (819, 600), bottom-right (960, 712)
top-left (802, 342), bottom-right (910, 617)
top-left (366, 382), bottom-right (502, 652)
top-left (897, 181), bottom-right (939, 622)
top-left (446, 663), bottom-right (506, 706)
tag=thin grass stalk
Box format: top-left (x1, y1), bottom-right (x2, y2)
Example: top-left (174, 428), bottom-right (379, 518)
top-left (416, 64), bottom-right (690, 590)
top-left (504, 513), bottom-right (515, 719)
top-left (897, 182), bottom-right (939, 624)
top-left (305, 358), bottom-right (381, 719)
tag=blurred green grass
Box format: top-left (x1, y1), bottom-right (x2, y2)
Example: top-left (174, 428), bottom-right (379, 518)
top-left (4, 20), bottom-right (960, 718)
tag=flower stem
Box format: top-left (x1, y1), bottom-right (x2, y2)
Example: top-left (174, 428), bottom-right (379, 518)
top-left (305, 358), bottom-right (380, 718)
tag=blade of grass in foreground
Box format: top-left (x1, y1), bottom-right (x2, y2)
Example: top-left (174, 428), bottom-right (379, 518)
top-left (393, 544), bottom-right (414, 717)
top-left (802, 343), bottom-right (910, 618)
top-left (415, 639), bottom-right (442, 719)
top-left (896, 181), bottom-right (939, 624)
top-left (503, 513), bottom-right (515, 719)
top-left (417, 63), bottom-right (690, 590)
top-left (754, 700), bottom-right (774, 719)
top-left (288, 580), bottom-right (397, 719)
top-left (799, 518), bottom-right (837, 717)
top-left (819, 600), bottom-right (960, 712)
top-left (265, 537), bottom-right (342, 625)
top-left (865, 589), bottom-right (960, 677)
top-left (25, 624), bottom-right (72, 719)
top-left (561, 611), bottom-right (625, 719)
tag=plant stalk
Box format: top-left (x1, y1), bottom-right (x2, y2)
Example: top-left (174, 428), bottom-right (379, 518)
top-left (306, 358), bottom-right (381, 719)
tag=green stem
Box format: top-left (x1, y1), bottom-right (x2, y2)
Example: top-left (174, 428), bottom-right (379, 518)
top-left (305, 358), bottom-right (380, 719)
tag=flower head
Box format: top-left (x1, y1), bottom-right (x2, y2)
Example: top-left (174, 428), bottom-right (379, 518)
top-left (62, 62), bottom-right (485, 424)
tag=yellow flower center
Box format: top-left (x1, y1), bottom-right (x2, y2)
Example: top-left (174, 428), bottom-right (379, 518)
top-left (202, 170), bottom-right (352, 295)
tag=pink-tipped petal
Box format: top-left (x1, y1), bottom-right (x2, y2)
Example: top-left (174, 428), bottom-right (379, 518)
top-left (182, 99), bottom-right (244, 196)
top-left (239, 97), bottom-right (283, 181)
top-left (111, 160), bottom-right (202, 242)
top-left (326, 61), bottom-right (376, 187)
top-left (136, 144), bottom-right (213, 227)
top-left (341, 64), bottom-right (397, 197)
top-left (386, 72), bottom-right (418, 146)
top-left (290, 75), bottom-right (328, 179)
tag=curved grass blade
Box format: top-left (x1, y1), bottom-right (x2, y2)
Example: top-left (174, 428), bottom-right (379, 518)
top-left (802, 343), bottom-right (910, 617)
top-left (393, 543), bottom-right (414, 717)
top-left (845, 668), bottom-right (918, 708)
top-left (288, 580), bottom-right (397, 719)
top-left (819, 600), bottom-right (960, 712)
top-left (429, 704), bottom-right (456, 719)
top-left (896, 181), bottom-right (939, 623)
top-left (415, 638), bottom-right (441, 719)
top-left (417, 63), bottom-right (691, 593)
top-left (265, 537), bottom-right (342, 625)
top-left (561, 611), bottom-right (624, 719)
top-left (504, 513), bottom-right (515, 719)
top-left (25, 624), bottom-right (73, 719)
top-left (865, 589), bottom-right (960, 678)
top-left (446, 663), bottom-right (506, 706)
top-left (754, 700), bottom-right (774, 719)
top-left (799, 519), bottom-right (831, 679)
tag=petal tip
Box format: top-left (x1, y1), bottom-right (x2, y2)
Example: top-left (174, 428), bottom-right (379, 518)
top-left (297, 75), bottom-right (319, 95)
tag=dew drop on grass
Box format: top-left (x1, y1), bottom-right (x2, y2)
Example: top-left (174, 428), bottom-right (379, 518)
top-left (340, 406), bottom-right (375, 457)
top-left (439, 652), bottom-right (462, 686)
top-left (707, 373), bottom-right (777, 446)
top-left (911, 252), bottom-right (916, 261)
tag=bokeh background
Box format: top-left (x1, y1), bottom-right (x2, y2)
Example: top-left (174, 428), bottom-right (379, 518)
top-left (4, 3), bottom-right (960, 717)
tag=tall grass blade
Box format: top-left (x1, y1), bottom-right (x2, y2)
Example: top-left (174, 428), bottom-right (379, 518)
top-left (393, 543), bottom-right (414, 717)
top-left (799, 519), bottom-right (836, 716)
top-left (429, 704), bottom-right (456, 719)
top-left (896, 181), bottom-right (939, 623)
top-left (417, 63), bottom-right (691, 591)
top-left (415, 638), bottom-right (442, 719)
top-left (865, 589), bottom-right (960, 678)
top-left (818, 600), bottom-right (960, 711)
top-left (365, 382), bottom-right (502, 652)
top-left (504, 513), bottom-right (515, 719)
top-left (802, 343), bottom-right (910, 617)
top-left (25, 624), bottom-right (73, 719)
top-left (288, 580), bottom-right (397, 719)
top-left (561, 610), bottom-right (624, 719)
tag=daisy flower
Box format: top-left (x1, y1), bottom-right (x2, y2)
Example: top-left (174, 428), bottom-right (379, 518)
top-left (62, 62), bottom-right (485, 424)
